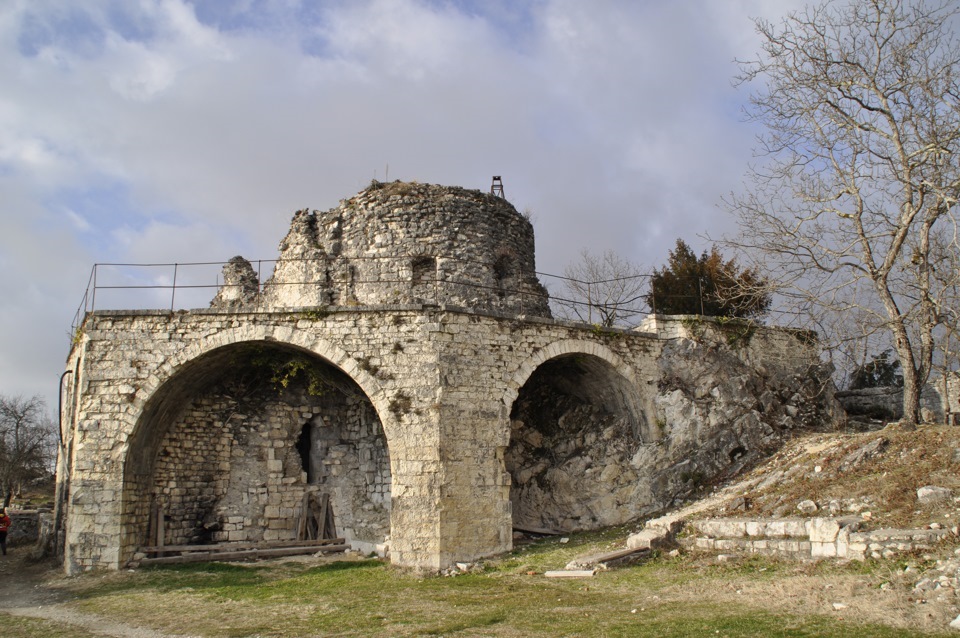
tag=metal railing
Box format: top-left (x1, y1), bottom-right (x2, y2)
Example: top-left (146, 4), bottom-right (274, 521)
top-left (69, 257), bottom-right (723, 337)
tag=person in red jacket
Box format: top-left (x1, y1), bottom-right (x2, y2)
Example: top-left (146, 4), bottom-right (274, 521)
top-left (0, 508), bottom-right (10, 556)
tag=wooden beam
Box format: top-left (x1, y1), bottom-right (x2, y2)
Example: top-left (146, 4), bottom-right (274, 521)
top-left (138, 544), bottom-right (349, 566)
top-left (141, 537), bottom-right (345, 554)
top-left (512, 525), bottom-right (562, 536)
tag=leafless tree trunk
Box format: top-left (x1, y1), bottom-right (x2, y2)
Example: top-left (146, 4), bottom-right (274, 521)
top-left (726, 0), bottom-right (960, 426)
top-left (0, 395), bottom-right (55, 507)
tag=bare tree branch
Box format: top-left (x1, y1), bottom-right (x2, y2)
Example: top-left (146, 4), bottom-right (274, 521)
top-left (725, 0), bottom-right (960, 426)
top-left (0, 395), bottom-right (55, 507)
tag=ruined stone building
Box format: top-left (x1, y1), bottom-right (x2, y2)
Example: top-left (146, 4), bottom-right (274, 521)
top-left (58, 180), bottom-right (838, 574)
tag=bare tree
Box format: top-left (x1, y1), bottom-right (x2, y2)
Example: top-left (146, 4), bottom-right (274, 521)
top-left (929, 223), bottom-right (960, 405)
top-left (726, 0), bottom-right (960, 426)
top-left (0, 395), bottom-right (55, 507)
top-left (554, 249), bottom-right (647, 327)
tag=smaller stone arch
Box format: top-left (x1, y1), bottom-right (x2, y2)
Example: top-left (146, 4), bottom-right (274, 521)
top-left (503, 339), bottom-right (649, 532)
top-left (503, 339), bottom-right (637, 410)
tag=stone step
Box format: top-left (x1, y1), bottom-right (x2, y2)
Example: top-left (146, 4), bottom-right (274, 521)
top-left (565, 546), bottom-right (651, 570)
top-left (681, 516), bottom-right (956, 560)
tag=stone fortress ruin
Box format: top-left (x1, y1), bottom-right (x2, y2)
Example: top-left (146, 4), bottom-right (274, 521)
top-left (57, 180), bottom-right (839, 575)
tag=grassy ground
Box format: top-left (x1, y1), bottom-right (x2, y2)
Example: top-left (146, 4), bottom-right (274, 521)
top-left (3, 426), bottom-right (958, 637)
top-left (3, 533), bottom-right (956, 637)
top-left (696, 425), bottom-right (960, 529)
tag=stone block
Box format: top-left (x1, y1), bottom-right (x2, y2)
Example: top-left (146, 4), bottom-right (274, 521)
top-left (808, 517), bottom-right (841, 543)
top-left (917, 486), bottom-right (953, 505)
top-left (811, 541), bottom-right (837, 558)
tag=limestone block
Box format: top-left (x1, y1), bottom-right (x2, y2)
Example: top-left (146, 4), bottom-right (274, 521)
top-left (808, 518), bottom-right (841, 543)
top-left (917, 485), bottom-right (953, 505)
top-left (627, 528), bottom-right (668, 550)
top-left (811, 541), bottom-right (837, 558)
top-left (785, 519), bottom-right (809, 537)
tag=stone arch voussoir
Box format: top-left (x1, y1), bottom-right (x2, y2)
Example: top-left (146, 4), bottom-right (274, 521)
top-left (128, 322), bottom-right (396, 445)
top-left (503, 338), bottom-right (636, 410)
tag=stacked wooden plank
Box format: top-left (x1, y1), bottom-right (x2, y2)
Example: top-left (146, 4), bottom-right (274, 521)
top-left (139, 492), bottom-right (345, 566)
top-left (139, 537), bottom-right (348, 565)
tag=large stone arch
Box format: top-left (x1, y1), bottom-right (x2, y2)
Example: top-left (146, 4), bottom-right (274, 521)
top-left (502, 339), bottom-right (650, 531)
top-left (118, 324), bottom-right (396, 563)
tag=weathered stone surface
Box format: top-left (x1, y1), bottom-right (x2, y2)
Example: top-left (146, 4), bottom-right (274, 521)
top-left (58, 182), bottom-right (840, 575)
top-left (681, 515), bottom-right (946, 562)
top-left (260, 182), bottom-right (551, 317)
top-left (949, 614), bottom-right (960, 630)
top-left (836, 383), bottom-right (947, 423)
top-left (917, 486), bottom-right (954, 505)
top-left (839, 437), bottom-right (888, 472)
top-left (210, 256), bottom-right (260, 310)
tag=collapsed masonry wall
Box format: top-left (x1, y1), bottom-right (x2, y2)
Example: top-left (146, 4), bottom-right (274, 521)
top-left (683, 517), bottom-right (955, 561)
top-left (254, 181), bottom-right (551, 317)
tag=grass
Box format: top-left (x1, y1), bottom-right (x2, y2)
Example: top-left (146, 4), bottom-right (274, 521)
top-left (699, 425), bottom-right (960, 529)
top-left (31, 540), bottom-right (952, 638)
top-left (7, 426), bottom-right (958, 637)
top-left (3, 614), bottom-right (101, 638)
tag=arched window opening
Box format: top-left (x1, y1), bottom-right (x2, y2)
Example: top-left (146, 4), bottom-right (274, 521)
top-left (493, 254), bottom-right (515, 300)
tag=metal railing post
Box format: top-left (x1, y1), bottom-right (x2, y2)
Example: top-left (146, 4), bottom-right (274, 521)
top-left (170, 263), bottom-right (179, 311)
top-left (91, 264), bottom-right (98, 313)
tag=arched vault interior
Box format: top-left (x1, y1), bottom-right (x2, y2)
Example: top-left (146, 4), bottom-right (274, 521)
top-left (506, 353), bottom-right (648, 532)
top-left (121, 342), bottom-right (390, 556)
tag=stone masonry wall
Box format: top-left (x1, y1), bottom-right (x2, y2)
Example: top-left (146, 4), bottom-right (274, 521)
top-left (152, 383), bottom-right (389, 548)
top-left (258, 182), bottom-right (551, 317)
top-left (59, 307), bottom-right (836, 574)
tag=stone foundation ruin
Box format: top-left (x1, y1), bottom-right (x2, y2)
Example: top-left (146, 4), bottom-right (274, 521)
top-left (57, 181), bottom-right (840, 574)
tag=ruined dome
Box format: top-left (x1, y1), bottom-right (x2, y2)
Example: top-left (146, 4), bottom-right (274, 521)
top-left (261, 180), bottom-right (551, 317)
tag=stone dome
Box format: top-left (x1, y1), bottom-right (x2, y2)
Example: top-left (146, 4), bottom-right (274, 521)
top-left (261, 180), bottom-right (551, 317)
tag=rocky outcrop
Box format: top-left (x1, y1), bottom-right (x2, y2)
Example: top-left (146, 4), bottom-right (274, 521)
top-left (506, 317), bottom-right (842, 532)
top-left (651, 330), bottom-right (840, 494)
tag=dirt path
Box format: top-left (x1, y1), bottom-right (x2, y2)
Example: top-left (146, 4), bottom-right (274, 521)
top-left (0, 551), bottom-right (191, 638)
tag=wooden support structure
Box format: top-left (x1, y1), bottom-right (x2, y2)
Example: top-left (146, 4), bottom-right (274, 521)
top-left (147, 498), bottom-right (165, 558)
top-left (512, 524), bottom-right (561, 536)
top-left (138, 537), bottom-right (347, 566)
top-left (298, 492), bottom-right (338, 541)
top-left (140, 543), bottom-right (348, 566)
top-left (141, 537), bottom-right (346, 554)
top-left (136, 492), bottom-right (347, 567)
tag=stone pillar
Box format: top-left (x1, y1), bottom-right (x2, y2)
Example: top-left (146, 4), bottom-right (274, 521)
top-left (437, 403), bottom-right (513, 567)
top-left (386, 440), bottom-right (444, 570)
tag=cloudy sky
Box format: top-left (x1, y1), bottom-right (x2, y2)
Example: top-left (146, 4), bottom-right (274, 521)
top-left (1, 0), bottom-right (806, 406)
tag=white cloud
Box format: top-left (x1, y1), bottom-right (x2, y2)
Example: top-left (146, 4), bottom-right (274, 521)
top-left (0, 0), bottom-right (811, 401)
